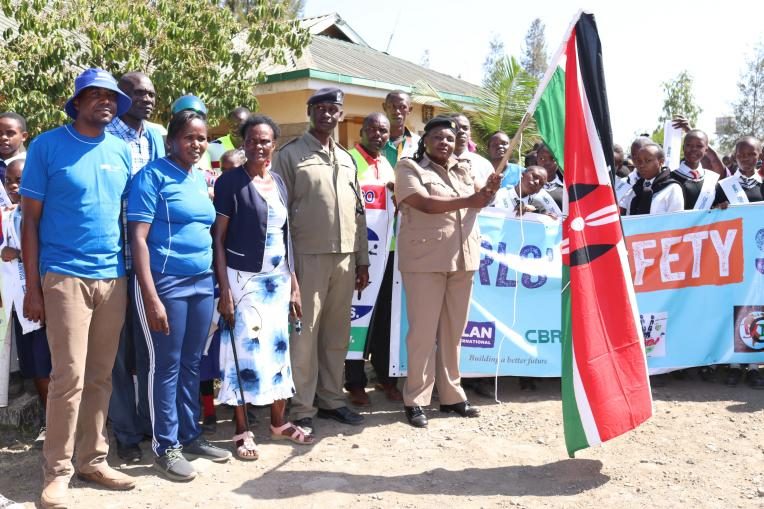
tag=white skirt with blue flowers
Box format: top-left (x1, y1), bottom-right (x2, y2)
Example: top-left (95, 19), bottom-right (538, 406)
top-left (217, 263), bottom-right (296, 406)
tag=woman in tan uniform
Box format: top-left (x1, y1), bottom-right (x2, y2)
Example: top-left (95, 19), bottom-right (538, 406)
top-left (395, 116), bottom-right (500, 428)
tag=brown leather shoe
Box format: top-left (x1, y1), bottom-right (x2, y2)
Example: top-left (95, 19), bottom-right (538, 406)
top-left (376, 382), bottom-right (403, 402)
top-left (347, 387), bottom-right (371, 407)
top-left (41, 479), bottom-right (69, 509)
top-left (77, 466), bottom-right (136, 491)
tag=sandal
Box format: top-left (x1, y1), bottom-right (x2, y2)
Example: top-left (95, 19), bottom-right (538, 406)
top-left (270, 422), bottom-right (315, 445)
top-left (233, 431), bottom-right (259, 460)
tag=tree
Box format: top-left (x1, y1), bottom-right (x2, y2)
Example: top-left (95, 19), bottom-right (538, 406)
top-left (470, 56), bottom-right (539, 156)
top-left (219, 0), bottom-right (305, 19)
top-left (412, 56), bottom-right (538, 157)
top-left (521, 18), bottom-right (548, 80)
top-left (482, 34), bottom-right (505, 85)
top-left (650, 71), bottom-right (702, 147)
top-left (717, 46), bottom-right (764, 153)
top-left (657, 70), bottom-right (702, 126)
top-left (0, 0), bottom-right (311, 134)
top-left (419, 49), bottom-right (430, 69)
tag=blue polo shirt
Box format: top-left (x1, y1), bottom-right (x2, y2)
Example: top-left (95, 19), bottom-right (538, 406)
top-left (127, 157), bottom-right (215, 276)
top-left (20, 125), bottom-right (131, 279)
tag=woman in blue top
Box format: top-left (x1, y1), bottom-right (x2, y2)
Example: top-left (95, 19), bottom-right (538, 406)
top-left (213, 115), bottom-right (313, 461)
top-left (128, 110), bottom-right (231, 482)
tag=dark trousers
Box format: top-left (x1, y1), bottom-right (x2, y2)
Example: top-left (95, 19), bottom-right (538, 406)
top-left (345, 254), bottom-right (394, 388)
top-left (134, 272), bottom-right (214, 457)
top-left (108, 282), bottom-right (152, 446)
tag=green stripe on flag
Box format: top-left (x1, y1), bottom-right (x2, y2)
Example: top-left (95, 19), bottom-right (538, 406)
top-left (560, 264), bottom-right (588, 457)
top-left (533, 66), bottom-right (566, 172)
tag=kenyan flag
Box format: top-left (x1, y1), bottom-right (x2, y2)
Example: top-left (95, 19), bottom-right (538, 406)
top-left (530, 12), bottom-right (653, 457)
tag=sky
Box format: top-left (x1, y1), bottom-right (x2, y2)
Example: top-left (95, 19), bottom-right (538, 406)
top-left (303, 0), bottom-right (762, 149)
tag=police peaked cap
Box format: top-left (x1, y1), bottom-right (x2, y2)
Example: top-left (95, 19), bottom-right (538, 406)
top-left (423, 116), bottom-right (458, 133)
top-left (308, 87), bottom-right (344, 106)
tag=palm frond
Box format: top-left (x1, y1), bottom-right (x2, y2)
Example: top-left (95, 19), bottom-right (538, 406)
top-left (410, 80), bottom-right (464, 114)
top-left (410, 58), bottom-right (540, 160)
top-left (471, 56), bottom-right (540, 156)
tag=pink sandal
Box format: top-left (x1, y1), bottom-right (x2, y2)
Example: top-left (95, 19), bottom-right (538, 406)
top-left (233, 431), bottom-right (259, 460)
top-left (270, 422), bottom-right (315, 445)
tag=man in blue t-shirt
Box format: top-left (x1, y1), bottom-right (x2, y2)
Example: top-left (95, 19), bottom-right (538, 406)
top-left (20, 68), bottom-right (137, 509)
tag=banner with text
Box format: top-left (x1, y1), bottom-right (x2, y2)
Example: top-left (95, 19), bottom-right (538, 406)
top-left (347, 185), bottom-right (394, 360)
top-left (390, 205), bottom-right (764, 377)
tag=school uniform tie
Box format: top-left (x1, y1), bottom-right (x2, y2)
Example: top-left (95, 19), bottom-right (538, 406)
top-left (739, 175), bottom-right (758, 189)
top-left (690, 169), bottom-right (700, 180)
top-left (0, 160), bottom-right (6, 182)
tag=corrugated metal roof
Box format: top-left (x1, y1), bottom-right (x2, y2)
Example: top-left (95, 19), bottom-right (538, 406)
top-left (266, 35), bottom-right (482, 98)
top-left (299, 12), bottom-right (369, 47)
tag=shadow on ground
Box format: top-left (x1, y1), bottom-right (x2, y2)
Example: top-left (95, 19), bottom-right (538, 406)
top-left (233, 458), bottom-right (608, 499)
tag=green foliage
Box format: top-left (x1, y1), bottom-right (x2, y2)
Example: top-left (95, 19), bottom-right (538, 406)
top-left (717, 46), bottom-right (764, 154)
top-left (218, 0), bottom-right (305, 20)
top-left (0, 0), bottom-right (310, 134)
top-left (412, 56), bottom-right (538, 158)
top-left (657, 70), bottom-right (701, 128)
top-left (651, 127), bottom-right (665, 147)
top-left (521, 18), bottom-right (547, 80)
top-left (472, 56), bottom-right (539, 156)
top-left (410, 81), bottom-right (463, 115)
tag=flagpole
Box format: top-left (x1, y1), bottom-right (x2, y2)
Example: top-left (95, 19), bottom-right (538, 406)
top-left (495, 10), bottom-right (584, 174)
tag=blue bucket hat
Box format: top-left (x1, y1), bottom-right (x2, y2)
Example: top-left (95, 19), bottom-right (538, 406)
top-left (64, 68), bottom-right (132, 120)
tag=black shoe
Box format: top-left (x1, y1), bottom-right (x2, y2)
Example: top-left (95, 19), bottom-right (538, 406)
top-left (404, 406), bottom-right (428, 428)
top-left (439, 401), bottom-right (480, 418)
top-left (182, 437), bottom-right (232, 463)
top-left (519, 377), bottom-right (537, 391)
top-left (316, 406), bottom-right (364, 425)
top-left (746, 369), bottom-right (764, 389)
top-left (116, 440), bottom-right (142, 463)
top-left (698, 366), bottom-right (715, 382)
top-left (201, 415), bottom-right (217, 436)
top-left (726, 368), bottom-right (743, 386)
top-left (293, 417), bottom-right (314, 435)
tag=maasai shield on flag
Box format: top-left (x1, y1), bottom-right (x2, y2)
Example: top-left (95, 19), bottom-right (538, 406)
top-left (527, 11), bottom-right (653, 457)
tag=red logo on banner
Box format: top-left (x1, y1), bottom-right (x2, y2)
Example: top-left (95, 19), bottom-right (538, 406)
top-left (361, 184), bottom-right (386, 210)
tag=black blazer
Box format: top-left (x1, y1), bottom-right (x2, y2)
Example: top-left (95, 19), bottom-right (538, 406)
top-left (213, 166), bottom-right (294, 273)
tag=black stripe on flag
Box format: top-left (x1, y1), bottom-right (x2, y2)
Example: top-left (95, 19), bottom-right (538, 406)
top-left (574, 13), bottom-right (616, 182)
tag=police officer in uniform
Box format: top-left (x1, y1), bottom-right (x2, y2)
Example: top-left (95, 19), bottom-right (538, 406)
top-left (395, 116), bottom-right (500, 428)
top-left (273, 88), bottom-right (369, 435)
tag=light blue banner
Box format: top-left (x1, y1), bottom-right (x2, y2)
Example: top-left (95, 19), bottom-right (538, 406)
top-left (390, 205), bottom-right (764, 377)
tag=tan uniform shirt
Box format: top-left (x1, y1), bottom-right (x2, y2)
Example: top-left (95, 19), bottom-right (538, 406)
top-left (395, 155), bottom-right (480, 272)
top-left (273, 131), bottom-right (369, 266)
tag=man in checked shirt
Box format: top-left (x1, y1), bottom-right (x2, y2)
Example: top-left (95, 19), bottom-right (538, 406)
top-left (105, 72), bottom-right (166, 463)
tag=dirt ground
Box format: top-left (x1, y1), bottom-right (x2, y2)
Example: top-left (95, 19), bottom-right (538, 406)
top-left (1, 372), bottom-right (763, 509)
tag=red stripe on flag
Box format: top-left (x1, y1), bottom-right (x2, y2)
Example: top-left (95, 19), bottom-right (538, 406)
top-left (563, 32), bottom-right (651, 443)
